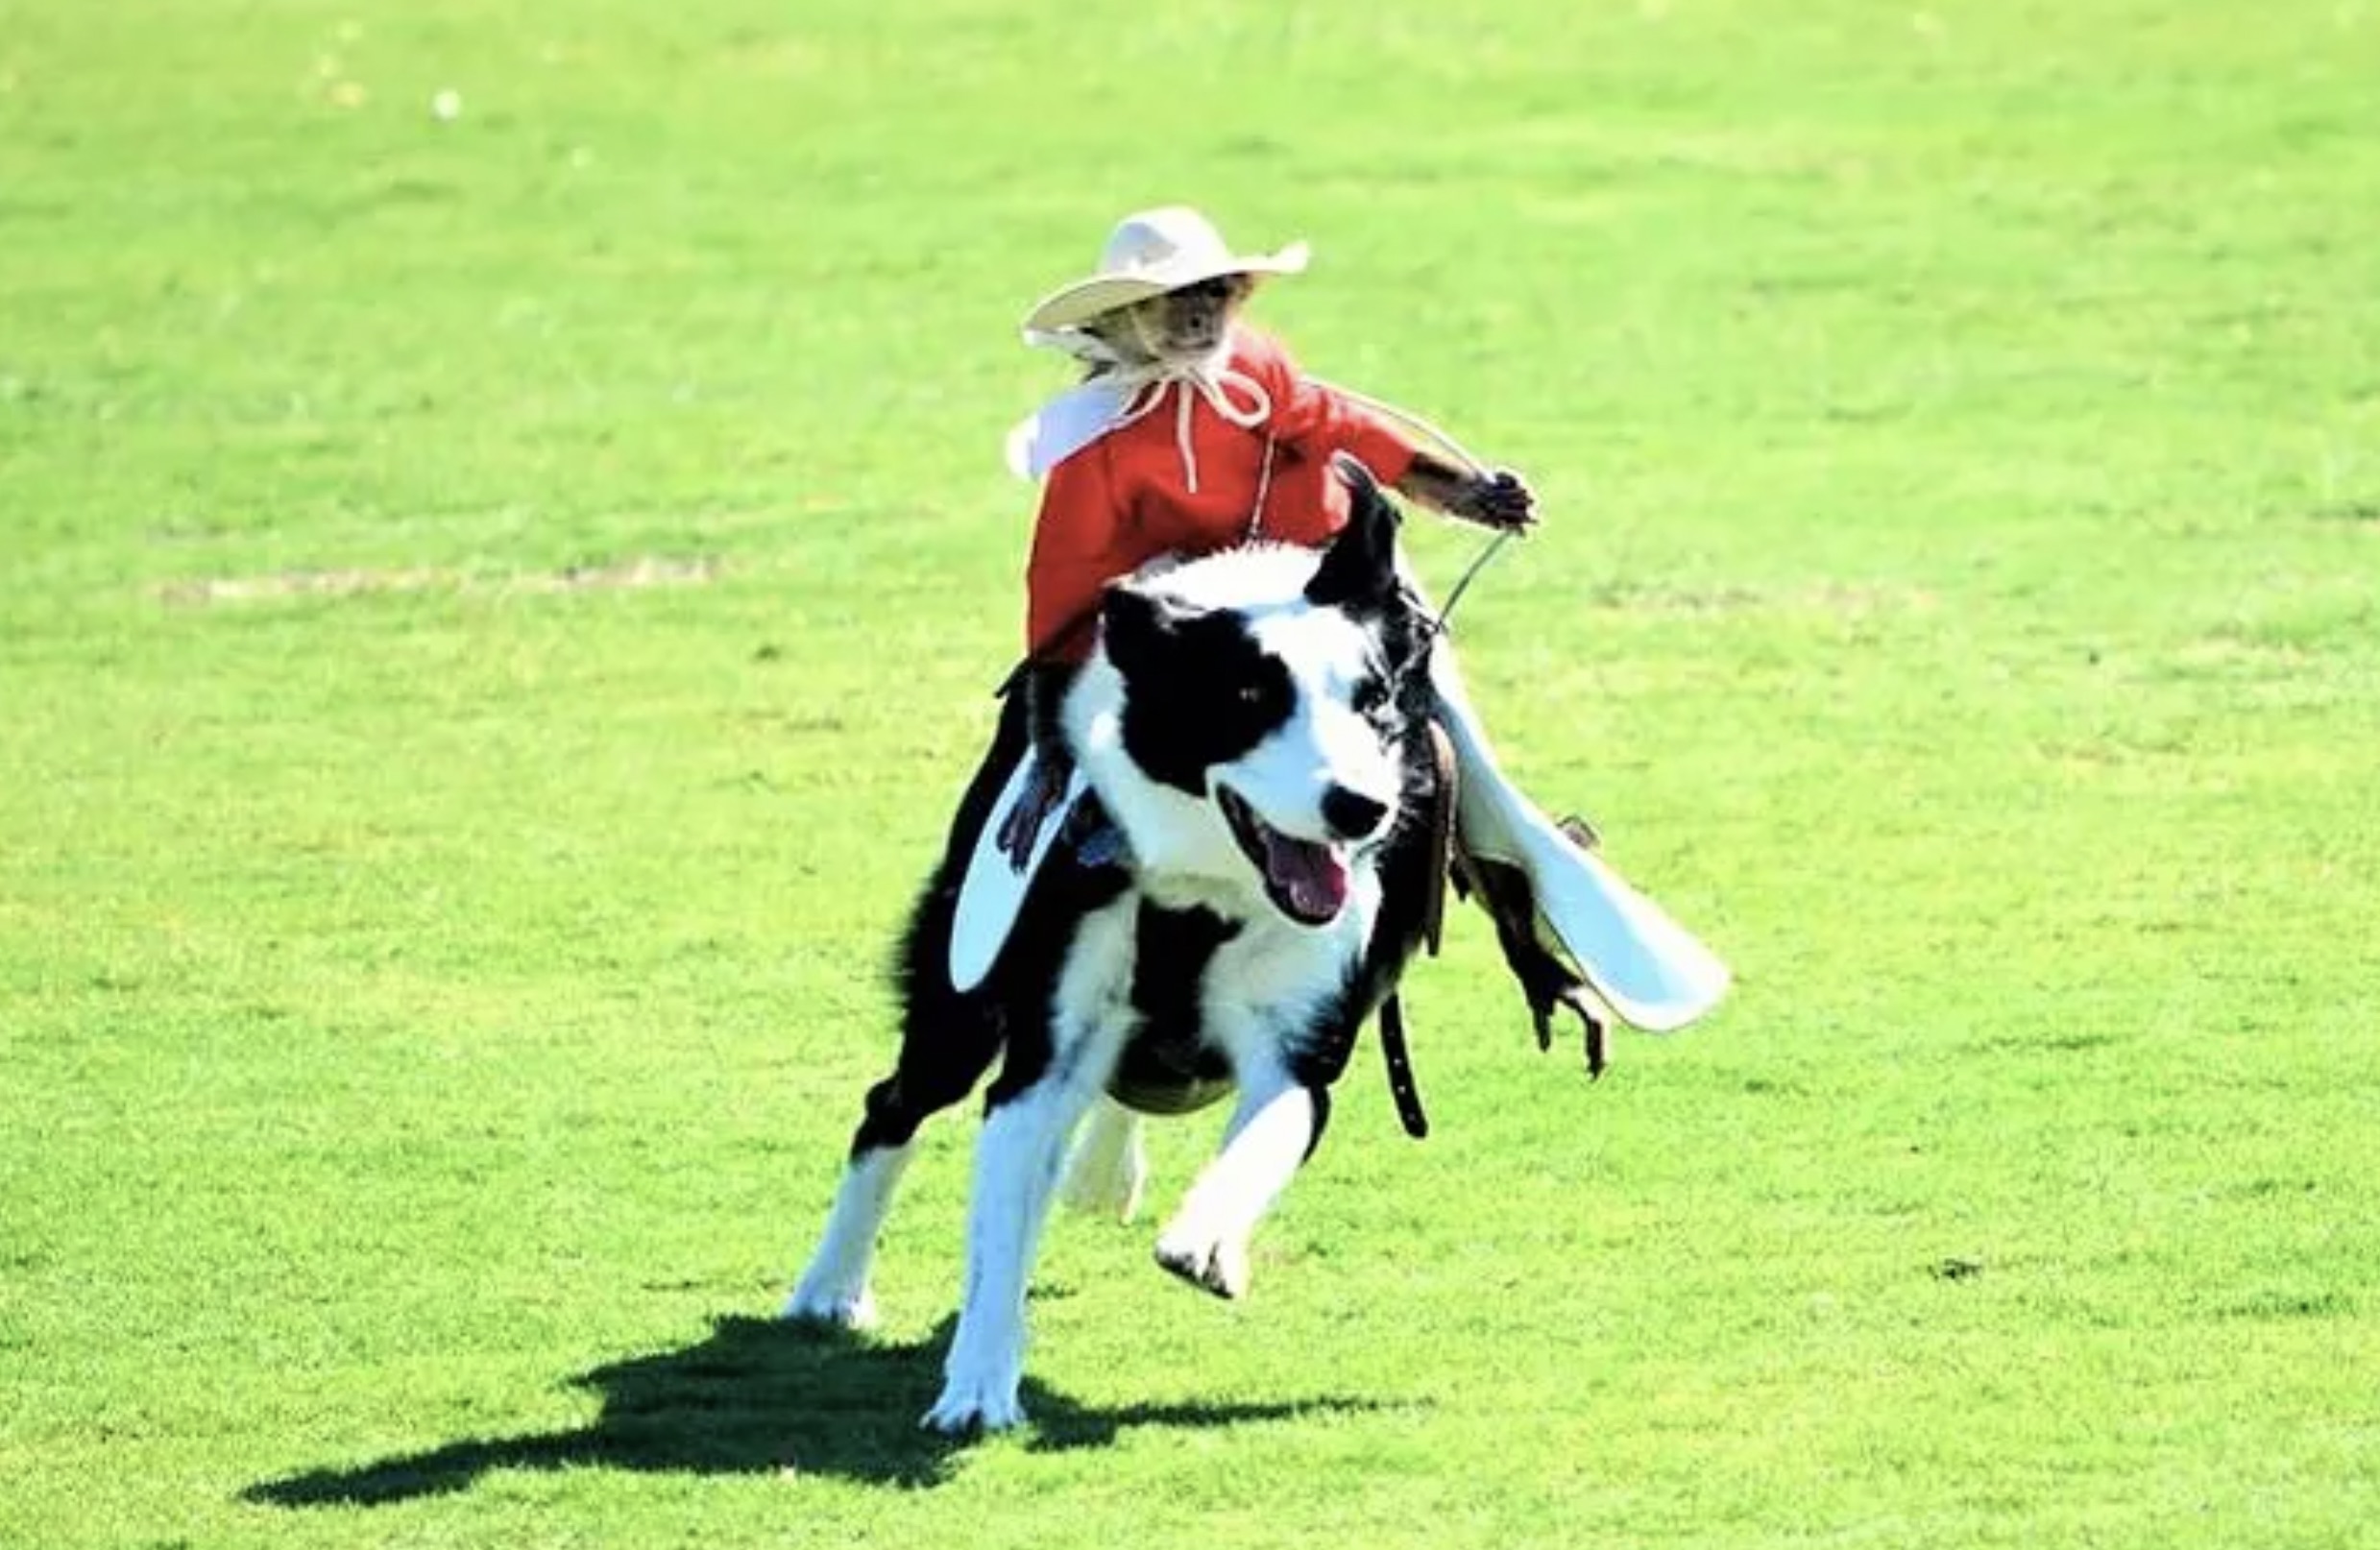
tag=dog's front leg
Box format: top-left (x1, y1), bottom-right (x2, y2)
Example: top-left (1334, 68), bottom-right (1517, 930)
top-left (1154, 1058), bottom-right (1319, 1300)
top-left (925, 1073), bottom-right (1102, 1434)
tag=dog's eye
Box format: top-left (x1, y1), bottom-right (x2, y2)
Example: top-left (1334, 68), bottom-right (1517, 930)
top-left (1225, 663), bottom-right (1290, 722)
top-left (1351, 676), bottom-right (1390, 715)
top-left (1231, 677), bottom-right (1288, 720)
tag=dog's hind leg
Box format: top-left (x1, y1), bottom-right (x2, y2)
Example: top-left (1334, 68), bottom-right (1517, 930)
top-left (783, 1005), bottom-right (1004, 1330)
top-left (1154, 1058), bottom-right (1321, 1301)
top-left (1059, 1096), bottom-right (1147, 1223)
top-left (783, 1139), bottom-right (911, 1330)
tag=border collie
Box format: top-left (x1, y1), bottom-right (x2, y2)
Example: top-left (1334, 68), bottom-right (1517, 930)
top-left (784, 468), bottom-right (1441, 1433)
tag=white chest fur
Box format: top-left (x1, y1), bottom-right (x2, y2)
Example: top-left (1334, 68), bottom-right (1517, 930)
top-left (1050, 867), bottom-right (1382, 1079)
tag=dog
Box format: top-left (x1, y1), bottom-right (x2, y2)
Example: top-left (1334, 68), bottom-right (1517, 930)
top-left (783, 466), bottom-right (1444, 1433)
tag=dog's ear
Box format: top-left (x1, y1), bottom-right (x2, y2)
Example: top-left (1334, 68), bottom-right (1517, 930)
top-left (1307, 454), bottom-right (1403, 609)
top-left (1100, 583), bottom-right (1180, 672)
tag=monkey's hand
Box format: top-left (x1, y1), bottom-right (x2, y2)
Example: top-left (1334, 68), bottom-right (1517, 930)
top-left (996, 745), bottom-right (1072, 870)
top-left (1449, 468), bottom-right (1538, 531)
top-left (1398, 459), bottom-right (1539, 533)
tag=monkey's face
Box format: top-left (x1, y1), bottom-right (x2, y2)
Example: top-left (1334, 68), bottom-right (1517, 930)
top-left (1109, 275), bottom-right (1252, 369)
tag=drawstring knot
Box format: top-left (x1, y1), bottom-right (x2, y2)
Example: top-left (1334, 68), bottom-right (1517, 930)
top-left (1107, 362), bottom-right (1271, 496)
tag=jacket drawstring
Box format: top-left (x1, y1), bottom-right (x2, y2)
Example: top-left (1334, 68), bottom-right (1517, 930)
top-left (1108, 364), bottom-right (1272, 496)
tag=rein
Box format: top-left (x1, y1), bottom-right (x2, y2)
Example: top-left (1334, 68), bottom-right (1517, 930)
top-left (1311, 379), bottom-right (1520, 695)
top-left (1315, 387), bottom-right (1527, 1145)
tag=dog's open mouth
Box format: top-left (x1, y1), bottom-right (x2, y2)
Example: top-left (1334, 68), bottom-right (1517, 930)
top-left (1216, 786), bottom-right (1349, 926)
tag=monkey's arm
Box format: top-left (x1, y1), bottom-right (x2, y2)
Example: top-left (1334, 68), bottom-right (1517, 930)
top-left (1241, 327), bottom-right (1537, 531)
top-left (1396, 452), bottom-right (1539, 532)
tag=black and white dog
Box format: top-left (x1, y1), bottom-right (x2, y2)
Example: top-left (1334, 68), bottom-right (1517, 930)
top-left (784, 468), bottom-right (1443, 1433)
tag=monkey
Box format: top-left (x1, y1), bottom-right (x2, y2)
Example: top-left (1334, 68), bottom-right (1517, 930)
top-left (1099, 275), bottom-right (1251, 370)
top-left (1078, 274), bottom-right (1535, 531)
top-left (989, 219), bottom-right (1539, 868)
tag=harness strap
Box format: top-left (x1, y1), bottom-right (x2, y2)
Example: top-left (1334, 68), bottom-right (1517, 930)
top-left (1377, 994), bottom-right (1430, 1140)
top-left (1243, 432), bottom-right (1277, 542)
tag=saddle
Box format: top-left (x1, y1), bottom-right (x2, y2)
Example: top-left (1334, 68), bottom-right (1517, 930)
top-left (1381, 723), bottom-right (1612, 1142)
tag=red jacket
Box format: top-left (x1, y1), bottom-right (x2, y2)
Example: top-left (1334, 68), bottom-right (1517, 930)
top-left (1024, 327), bottom-right (1418, 661)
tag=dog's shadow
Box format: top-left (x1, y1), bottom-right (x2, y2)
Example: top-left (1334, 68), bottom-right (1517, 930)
top-left (247, 1314), bottom-right (1387, 1502)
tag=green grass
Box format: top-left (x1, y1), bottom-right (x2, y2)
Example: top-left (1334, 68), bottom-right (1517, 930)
top-left (5, 0), bottom-right (2379, 1545)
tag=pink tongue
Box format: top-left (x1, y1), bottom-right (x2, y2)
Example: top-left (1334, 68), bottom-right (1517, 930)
top-left (1262, 831), bottom-right (1349, 919)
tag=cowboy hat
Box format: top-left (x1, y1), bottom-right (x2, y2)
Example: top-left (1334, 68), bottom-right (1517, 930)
top-left (1022, 206), bottom-right (1310, 334)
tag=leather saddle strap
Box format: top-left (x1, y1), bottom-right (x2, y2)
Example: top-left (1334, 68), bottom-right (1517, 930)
top-left (1378, 994), bottom-right (1430, 1140)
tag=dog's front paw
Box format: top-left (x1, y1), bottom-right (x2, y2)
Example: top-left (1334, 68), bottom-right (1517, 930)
top-left (1154, 1225), bottom-right (1251, 1300)
top-left (922, 1371), bottom-right (1027, 1434)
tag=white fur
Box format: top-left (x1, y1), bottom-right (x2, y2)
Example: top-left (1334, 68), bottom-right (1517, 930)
top-left (1228, 603), bottom-right (1400, 834)
top-left (928, 1082), bottom-right (1090, 1431)
top-left (927, 896), bottom-right (1141, 1430)
top-left (1154, 1056), bottom-right (1314, 1297)
top-left (903, 546), bottom-right (1410, 1434)
top-left (782, 1146), bottom-right (911, 1330)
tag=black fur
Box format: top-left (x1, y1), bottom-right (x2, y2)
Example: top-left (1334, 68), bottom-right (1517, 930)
top-left (1104, 589), bottom-right (1297, 798)
top-left (1108, 904), bottom-right (1241, 1115)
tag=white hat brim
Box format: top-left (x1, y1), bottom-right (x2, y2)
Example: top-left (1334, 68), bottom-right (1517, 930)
top-left (1023, 240), bottom-right (1309, 334)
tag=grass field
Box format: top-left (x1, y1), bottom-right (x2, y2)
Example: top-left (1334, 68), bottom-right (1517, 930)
top-left (6, 1), bottom-right (2379, 1545)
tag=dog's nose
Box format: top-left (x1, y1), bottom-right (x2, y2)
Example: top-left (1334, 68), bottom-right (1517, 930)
top-left (1320, 785), bottom-right (1390, 841)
